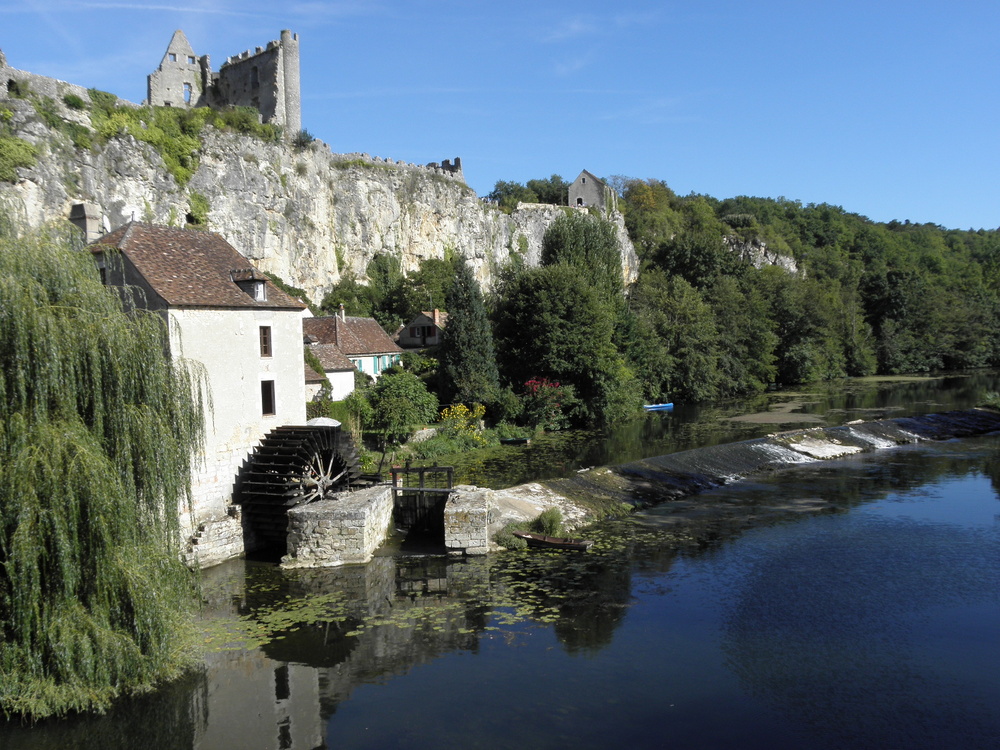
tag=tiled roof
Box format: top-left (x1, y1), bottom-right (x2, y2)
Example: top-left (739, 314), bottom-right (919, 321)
top-left (92, 223), bottom-right (305, 310)
top-left (418, 310), bottom-right (449, 327)
top-left (310, 343), bottom-right (355, 372)
top-left (302, 315), bottom-right (402, 357)
top-left (304, 362), bottom-right (327, 383)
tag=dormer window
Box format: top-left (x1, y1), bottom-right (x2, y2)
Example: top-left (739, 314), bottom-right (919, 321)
top-left (231, 268), bottom-right (268, 301)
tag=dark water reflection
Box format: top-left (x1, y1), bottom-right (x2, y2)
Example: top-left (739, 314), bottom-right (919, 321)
top-left (4, 373), bottom-right (1000, 749)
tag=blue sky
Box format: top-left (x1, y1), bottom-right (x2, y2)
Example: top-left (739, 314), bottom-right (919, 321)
top-left (2, 1), bottom-right (997, 230)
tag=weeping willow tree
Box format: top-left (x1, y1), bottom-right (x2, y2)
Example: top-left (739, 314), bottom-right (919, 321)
top-left (0, 221), bottom-right (205, 719)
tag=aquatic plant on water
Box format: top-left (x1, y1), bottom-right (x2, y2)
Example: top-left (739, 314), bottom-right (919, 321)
top-left (0, 224), bottom-right (205, 719)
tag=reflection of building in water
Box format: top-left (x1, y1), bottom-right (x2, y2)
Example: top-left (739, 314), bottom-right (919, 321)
top-left (190, 557), bottom-right (489, 747)
top-left (193, 651), bottom-right (322, 750)
top-left (194, 560), bottom-right (323, 750)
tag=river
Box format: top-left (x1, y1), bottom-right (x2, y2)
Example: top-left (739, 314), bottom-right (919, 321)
top-left (3, 372), bottom-right (1000, 749)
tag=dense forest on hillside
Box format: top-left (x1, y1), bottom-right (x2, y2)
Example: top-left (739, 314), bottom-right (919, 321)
top-left (328, 175), bottom-right (1000, 430)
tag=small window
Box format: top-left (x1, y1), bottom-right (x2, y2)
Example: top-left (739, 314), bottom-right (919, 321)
top-left (581, 177), bottom-right (586, 184)
top-left (168, 53), bottom-right (177, 62)
top-left (251, 66), bottom-right (260, 89)
top-left (187, 55), bottom-right (195, 65)
top-left (261, 380), bottom-right (276, 416)
top-left (274, 665), bottom-right (290, 701)
top-left (259, 326), bottom-right (272, 357)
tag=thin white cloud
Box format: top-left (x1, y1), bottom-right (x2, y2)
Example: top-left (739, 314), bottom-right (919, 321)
top-left (598, 96), bottom-right (694, 125)
top-left (554, 57), bottom-right (589, 77)
top-left (542, 16), bottom-right (599, 42)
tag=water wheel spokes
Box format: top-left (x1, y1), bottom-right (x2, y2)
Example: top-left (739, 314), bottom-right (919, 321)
top-left (236, 424), bottom-right (363, 550)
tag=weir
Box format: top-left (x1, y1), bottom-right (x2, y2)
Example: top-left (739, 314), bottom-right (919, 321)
top-left (551, 408), bottom-right (1000, 508)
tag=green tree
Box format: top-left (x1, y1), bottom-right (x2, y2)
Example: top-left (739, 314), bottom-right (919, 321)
top-left (526, 174), bottom-right (569, 205)
top-left (493, 264), bottom-right (637, 424)
top-left (369, 370), bottom-right (439, 447)
top-left (0, 226), bottom-right (203, 719)
top-left (439, 259), bottom-right (499, 405)
top-left (486, 180), bottom-right (538, 213)
top-left (705, 275), bottom-right (778, 394)
top-left (634, 270), bottom-right (720, 401)
top-left (541, 211), bottom-right (623, 304)
top-left (402, 255), bottom-right (459, 320)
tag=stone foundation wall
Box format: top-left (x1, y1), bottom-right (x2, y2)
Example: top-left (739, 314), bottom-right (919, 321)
top-left (444, 486), bottom-right (491, 557)
top-left (181, 507), bottom-right (247, 569)
top-left (283, 486), bottom-right (394, 568)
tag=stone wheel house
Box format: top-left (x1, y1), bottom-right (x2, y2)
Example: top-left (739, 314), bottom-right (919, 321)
top-left (90, 222), bottom-right (365, 566)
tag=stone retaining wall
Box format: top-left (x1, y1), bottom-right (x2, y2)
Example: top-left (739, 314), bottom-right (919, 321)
top-left (282, 486), bottom-right (394, 568)
top-left (182, 509), bottom-right (247, 569)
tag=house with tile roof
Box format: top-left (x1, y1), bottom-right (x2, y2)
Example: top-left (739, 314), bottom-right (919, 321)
top-left (396, 308), bottom-right (448, 348)
top-left (91, 222), bottom-right (308, 559)
top-left (307, 342), bottom-right (357, 400)
top-left (303, 305), bottom-right (402, 382)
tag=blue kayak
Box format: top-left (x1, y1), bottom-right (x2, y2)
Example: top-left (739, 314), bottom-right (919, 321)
top-left (643, 403), bottom-right (674, 411)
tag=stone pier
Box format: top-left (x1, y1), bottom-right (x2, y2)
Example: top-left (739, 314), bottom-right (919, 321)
top-left (443, 486), bottom-right (491, 557)
top-left (283, 486), bottom-right (394, 568)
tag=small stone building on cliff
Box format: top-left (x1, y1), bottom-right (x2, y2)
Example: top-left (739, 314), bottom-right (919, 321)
top-left (91, 223), bottom-right (307, 563)
top-left (568, 170), bottom-right (618, 216)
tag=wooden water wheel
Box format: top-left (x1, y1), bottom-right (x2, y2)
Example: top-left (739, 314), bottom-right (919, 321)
top-left (236, 424), bottom-right (362, 549)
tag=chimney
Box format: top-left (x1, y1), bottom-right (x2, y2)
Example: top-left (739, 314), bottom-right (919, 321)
top-left (338, 303), bottom-right (346, 322)
top-left (69, 203), bottom-right (103, 243)
top-left (433, 308), bottom-right (440, 326)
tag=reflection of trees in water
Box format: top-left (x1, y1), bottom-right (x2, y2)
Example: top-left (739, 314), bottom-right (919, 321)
top-left (0, 671), bottom-right (206, 750)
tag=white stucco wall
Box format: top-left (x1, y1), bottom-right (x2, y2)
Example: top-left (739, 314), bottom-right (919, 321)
top-left (327, 369), bottom-right (355, 401)
top-left (169, 306), bottom-right (306, 524)
top-left (350, 353), bottom-right (400, 379)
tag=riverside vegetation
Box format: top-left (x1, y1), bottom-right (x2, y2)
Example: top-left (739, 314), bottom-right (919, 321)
top-left (319, 185), bottom-right (1000, 454)
top-left (0, 221), bottom-right (205, 719)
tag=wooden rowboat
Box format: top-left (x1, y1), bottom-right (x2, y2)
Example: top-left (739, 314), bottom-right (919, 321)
top-left (512, 530), bottom-right (594, 551)
top-left (499, 437), bottom-right (531, 445)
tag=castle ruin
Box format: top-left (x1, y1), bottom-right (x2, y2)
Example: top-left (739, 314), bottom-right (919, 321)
top-left (147, 29), bottom-right (301, 134)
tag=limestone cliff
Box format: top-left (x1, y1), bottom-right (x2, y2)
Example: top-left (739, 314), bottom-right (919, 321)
top-left (0, 86), bottom-right (638, 304)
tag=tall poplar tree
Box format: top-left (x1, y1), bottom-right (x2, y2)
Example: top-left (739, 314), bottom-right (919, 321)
top-left (438, 259), bottom-right (499, 405)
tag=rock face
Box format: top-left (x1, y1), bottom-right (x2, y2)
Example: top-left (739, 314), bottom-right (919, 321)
top-left (0, 86), bottom-right (639, 303)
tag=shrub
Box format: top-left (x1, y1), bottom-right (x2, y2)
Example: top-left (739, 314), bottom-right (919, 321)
top-left (62, 93), bottom-right (87, 110)
top-left (521, 377), bottom-right (576, 431)
top-left (531, 507), bottom-right (565, 536)
top-left (438, 403), bottom-right (486, 442)
top-left (7, 79), bottom-right (29, 99)
top-left (87, 88), bottom-right (118, 112)
top-left (292, 128), bottom-right (316, 149)
top-left (0, 135), bottom-right (37, 181)
top-left (186, 192), bottom-right (210, 228)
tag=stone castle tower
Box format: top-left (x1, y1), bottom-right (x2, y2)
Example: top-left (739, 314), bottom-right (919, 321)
top-left (147, 29), bottom-right (301, 134)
